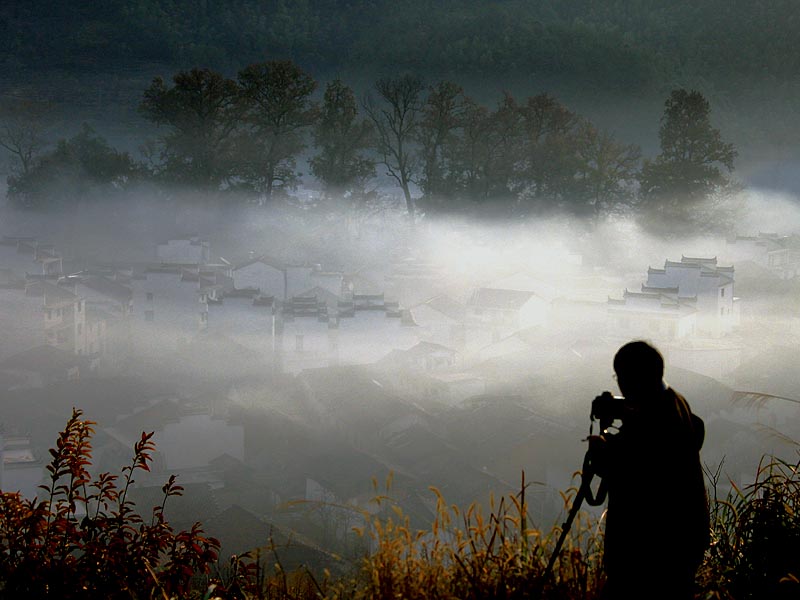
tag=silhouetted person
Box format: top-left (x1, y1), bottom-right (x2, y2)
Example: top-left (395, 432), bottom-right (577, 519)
top-left (592, 341), bottom-right (709, 600)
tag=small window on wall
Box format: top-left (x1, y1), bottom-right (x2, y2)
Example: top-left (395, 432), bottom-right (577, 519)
top-left (720, 288), bottom-right (725, 297)
top-left (146, 292), bottom-right (154, 302)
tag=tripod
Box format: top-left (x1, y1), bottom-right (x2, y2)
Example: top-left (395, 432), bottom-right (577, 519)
top-left (543, 440), bottom-right (608, 580)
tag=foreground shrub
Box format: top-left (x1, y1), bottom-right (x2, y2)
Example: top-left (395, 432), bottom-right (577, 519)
top-left (331, 483), bottom-right (604, 600)
top-left (0, 408), bottom-right (219, 598)
top-left (3, 409), bottom-right (800, 599)
top-left (700, 455), bottom-right (800, 600)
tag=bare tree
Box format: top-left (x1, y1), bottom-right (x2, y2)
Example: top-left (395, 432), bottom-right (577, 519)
top-left (0, 97), bottom-right (50, 177)
top-left (363, 74), bottom-right (424, 221)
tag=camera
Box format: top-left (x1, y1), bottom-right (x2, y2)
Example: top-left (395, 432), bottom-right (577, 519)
top-left (591, 391), bottom-right (628, 429)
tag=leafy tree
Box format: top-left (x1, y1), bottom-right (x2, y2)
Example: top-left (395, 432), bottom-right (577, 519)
top-left (237, 60), bottom-right (317, 202)
top-left (446, 99), bottom-right (492, 206)
top-left (310, 78), bottom-right (374, 199)
top-left (638, 89), bottom-right (737, 225)
top-left (573, 122), bottom-right (641, 221)
top-left (139, 68), bottom-right (240, 190)
top-left (7, 124), bottom-right (135, 208)
top-left (517, 93), bottom-right (580, 206)
top-left (363, 73), bottom-right (425, 220)
top-left (417, 81), bottom-right (469, 206)
top-left (476, 93), bottom-right (526, 207)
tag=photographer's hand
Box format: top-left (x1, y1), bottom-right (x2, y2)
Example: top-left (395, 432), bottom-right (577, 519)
top-left (586, 434), bottom-right (608, 478)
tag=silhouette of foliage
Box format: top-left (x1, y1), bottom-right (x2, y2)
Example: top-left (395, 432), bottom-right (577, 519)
top-left (0, 408), bottom-right (220, 598)
top-left (638, 89), bottom-right (738, 231)
top-left (6, 124), bottom-right (137, 209)
top-left (701, 456), bottom-right (800, 600)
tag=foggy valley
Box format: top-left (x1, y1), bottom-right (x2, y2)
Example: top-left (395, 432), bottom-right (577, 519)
top-left (2, 191), bottom-right (799, 566)
top-left (1, 2), bottom-right (800, 596)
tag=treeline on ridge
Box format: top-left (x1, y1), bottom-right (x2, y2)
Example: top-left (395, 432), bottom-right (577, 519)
top-left (2, 61), bottom-right (736, 232)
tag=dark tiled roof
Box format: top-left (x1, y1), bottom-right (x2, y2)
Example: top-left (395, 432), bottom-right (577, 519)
top-left (26, 281), bottom-right (78, 305)
top-left (681, 255), bottom-right (717, 266)
top-left (402, 341), bottom-right (458, 358)
top-left (81, 276), bottom-right (133, 303)
top-left (129, 482), bottom-right (219, 527)
top-left (419, 295), bottom-right (466, 321)
top-left (1, 345), bottom-right (87, 372)
top-left (112, 398), bottom-right (184, 440)
top-left (233, 256), bottom-right (284, 271)
top-left (641, 284), bottom-right (679, 294)
top-left (469, 288), bottom-right (536, 310)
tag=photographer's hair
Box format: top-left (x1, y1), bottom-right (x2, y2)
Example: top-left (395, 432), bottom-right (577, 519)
top-left (614, 340), bottom-right (664, 387)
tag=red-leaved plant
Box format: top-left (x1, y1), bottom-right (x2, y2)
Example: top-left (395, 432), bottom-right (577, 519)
top-left (0, 408), bottom-right (220, 598)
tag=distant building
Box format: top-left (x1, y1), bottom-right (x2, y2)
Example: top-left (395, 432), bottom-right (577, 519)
top-left (232, 257), bottom-right (344, 300)
top-left (607, 255), bottom-right (742, 380)
top-left (130, 271), bottom-right (202, 351)
top-left (276, 293), bottom-right (415, 374)
top-left (428, 372), bottom-right (487, 406)
top-left (156, 237), bottom-right (210, 266)
top-left (409, 295), bottom-right (467, 348)
top-left (0, 434), bottom-right (43, 499)
top-left (69, 275), bottom-right (134, 317)
top-left (385, 257), bottom-right (445, 306)
top-left (726, 232), bottom-right (800, 279)
top-left (0, 345), bottom-right (88, 387)
top-left (232, 256), bottom-right (286, 297)
top-left (26, 281), bottom-right (89, 355)
top-left (380, 341), bottom-right (461, 373)
top-left (106, 398), bottom-right (244, 471)
top-left (33, 245), bottom-right (63, 279)
top-left (0, 238), bottom-right (63, 280)
top-left (467, 287), bottom-right (549, 343)
top-left (607, 289), bottom-right (698, 341)
top-left (645, 256), bottom-right (737, 337)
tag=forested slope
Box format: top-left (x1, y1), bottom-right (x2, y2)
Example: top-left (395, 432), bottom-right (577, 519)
top-left (2, 0), bottom-right (798, 91)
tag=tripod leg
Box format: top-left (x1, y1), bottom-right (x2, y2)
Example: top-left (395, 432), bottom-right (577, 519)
top-left (544, 485), bottom-right (587, 577)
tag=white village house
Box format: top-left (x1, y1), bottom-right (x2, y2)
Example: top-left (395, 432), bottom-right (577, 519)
top-left (409, 295), bottom-right (467, 348)
top-left (607, 289), bottom-right (698, 342)
top-left (607, 255), bottom-right (743, 380)
top-left (645, 256), bottom-right (737, 337)
top-left (726, 232), bottom-right (800, 280)
top-left (232, 256), bottom-right (344, 300)
top-left (607, 256), bottom-right (737, 341)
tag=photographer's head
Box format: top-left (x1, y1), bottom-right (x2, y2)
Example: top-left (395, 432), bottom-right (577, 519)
top-left (614, 340), bottom-right (664, 399)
